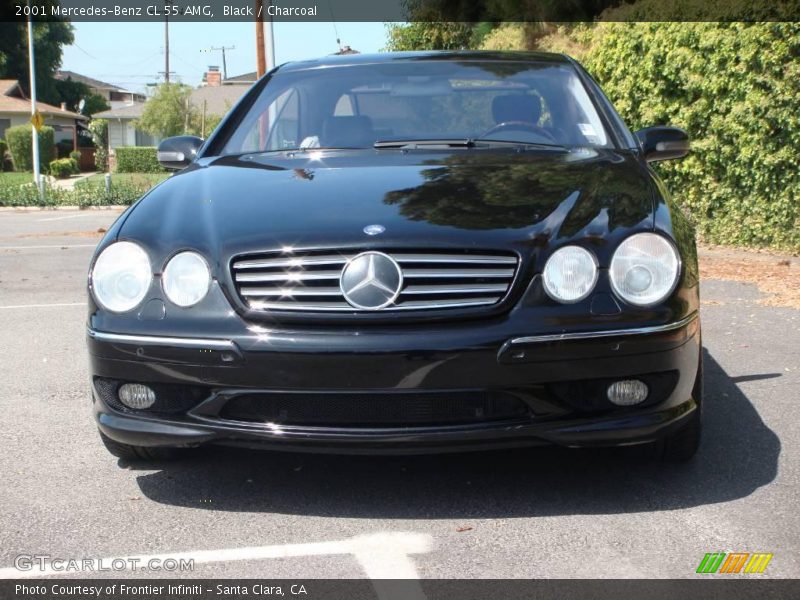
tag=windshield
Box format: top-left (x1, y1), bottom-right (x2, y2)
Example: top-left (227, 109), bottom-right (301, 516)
top-left (220, 60), bottom-right (612, 155)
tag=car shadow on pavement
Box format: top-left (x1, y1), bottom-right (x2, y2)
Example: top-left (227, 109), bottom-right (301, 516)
top-left (132, 349), bottom-right (780, 518)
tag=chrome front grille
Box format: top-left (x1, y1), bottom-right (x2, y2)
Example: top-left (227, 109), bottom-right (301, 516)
top-left (231, 248), bottom-right (519, 312)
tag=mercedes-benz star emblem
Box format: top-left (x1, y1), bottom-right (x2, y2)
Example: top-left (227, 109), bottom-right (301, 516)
top-left (340, 251), bottom-right (403, 310)
top-left (363, 224), bottom-right (385, 236)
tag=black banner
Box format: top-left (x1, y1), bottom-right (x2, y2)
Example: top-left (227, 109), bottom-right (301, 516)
top-left (2, 579), bottom-right (799, 600)
top-left (1, 0), bottom-right (799, 23)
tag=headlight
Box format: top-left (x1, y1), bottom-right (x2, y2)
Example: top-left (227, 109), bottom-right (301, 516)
top-left (91, 241), bottom-right (152, 313)
top-left (162, 251), bottom-right (211, 307)
top-left (542, 245), bottom-right (598, 303)
top-left (610, 233), bottom-right (680, 306)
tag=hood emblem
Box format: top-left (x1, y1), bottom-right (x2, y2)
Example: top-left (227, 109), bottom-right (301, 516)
top-left (363, 224), bottom-right (385, 236)
top-left (340, 252), bottom-right (403, 310)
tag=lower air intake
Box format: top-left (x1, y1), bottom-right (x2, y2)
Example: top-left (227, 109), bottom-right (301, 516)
top-left (218, 390), bottom-right (529, 427)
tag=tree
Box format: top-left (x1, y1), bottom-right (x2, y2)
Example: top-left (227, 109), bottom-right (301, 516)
top-left (0, 10), bottom-right (74, 107)
top-left (53, 76), bottom-right (110, 116)
top-left (384, 23), bottom-right (475, 51)
top-left (137, 83), bottom-right (195, 138)
top-left (88, 119), bottom-right (108, 172)
top-left (79, 93), bottom-right (111, 117)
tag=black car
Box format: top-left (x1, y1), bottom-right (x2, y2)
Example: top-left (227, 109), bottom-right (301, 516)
top-left (87, 51), bottom-right (701, 462)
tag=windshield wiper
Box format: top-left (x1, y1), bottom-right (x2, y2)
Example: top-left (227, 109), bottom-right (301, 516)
top-left (471, 138), bottom-right (569, 151)
top-left (374, 139), bottom-right (476, 149)
top-left (374, 138), bottom-right (569, 151)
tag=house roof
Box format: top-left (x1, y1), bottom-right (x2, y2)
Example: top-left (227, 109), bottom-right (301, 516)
top-left (0, 79), bottom-right (87, 120)
top-left (93, 103), bottom-right (146, 120)
top-left (223, 72), bottom-right (257, 84)
top-left (0, 80), bottom-right (22, 96)
top-left (190, 85), bottom-right (248, 115)
top-left (55, 70), bottom-right (124, 92)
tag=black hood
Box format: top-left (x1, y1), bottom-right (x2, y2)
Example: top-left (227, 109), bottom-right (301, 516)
top-left (119, 148), bottom-right (655, 269)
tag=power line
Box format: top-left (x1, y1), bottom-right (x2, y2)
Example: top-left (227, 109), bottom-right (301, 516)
top-left (327, 0), bottom-right (342, 51)
top-left (200, 45), bottom-right (235, 79)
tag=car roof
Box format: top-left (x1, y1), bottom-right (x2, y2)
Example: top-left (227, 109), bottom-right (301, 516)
top-left (278, 50), bottom-right (572, 73)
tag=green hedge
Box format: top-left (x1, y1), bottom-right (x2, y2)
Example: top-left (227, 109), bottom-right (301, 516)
top-left (49, 158), bottom-right (74, 179)
top-left (0, 179), bottom-right (154, 207)
top-left (115, 146), bottom-right (165, 173)
top-left (5, 125), bottom-right (55, 173)
top-left (581, 22), bottom-right (800, 251)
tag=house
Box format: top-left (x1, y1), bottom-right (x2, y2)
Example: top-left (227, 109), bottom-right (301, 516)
top-left (93, 102), bottom-right (159, 150)
top-left (190, 67), bottom-right (252, 123)
top-left (0, 79), bottom-right (87, 150)
top-left (95, 67), bottom-right (253, 153)
top-left (55, 71), bottom-right (146, 108)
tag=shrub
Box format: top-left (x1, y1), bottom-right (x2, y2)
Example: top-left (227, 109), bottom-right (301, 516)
top-left (581, 22), bottom-right (800, 251)
top-left (69, 151), bottom-right (81, 173)
top-left (5, 125), bottom-right (54, 173)
top-left (49, 158), bottom-right (74, 179)
top-left (115, 146), bottom-right (165, 173)
top-left (88, 119), bottom-right (108, 171)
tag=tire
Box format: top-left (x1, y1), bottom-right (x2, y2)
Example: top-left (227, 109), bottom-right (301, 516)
top-left (653, 351), bottom-right (703, 462)
top-left (653, 408), bottom-right (702, 462)
top-left (99, 431), bottom-right (180, 461)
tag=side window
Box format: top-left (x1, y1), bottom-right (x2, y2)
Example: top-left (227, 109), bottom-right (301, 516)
top-left (334, 94), bottom-right (354, 116)
top-left (235, 88), bottom-right (300, 153)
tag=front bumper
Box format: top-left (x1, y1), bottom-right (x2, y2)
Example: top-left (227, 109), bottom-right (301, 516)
top-left (88, 313), bottom-right (701, 454)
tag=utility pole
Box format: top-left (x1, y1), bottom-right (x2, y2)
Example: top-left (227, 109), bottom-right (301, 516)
top-left (255, 0), bottom-right (265, 77)
top-left (264, 0), bottom-right (275, 71)
top-left (201, 46), bottom-right (235, 80)
top-left (164, 0), bottom-right (173, 83)
top-left (26, 5), bottom-right (42, 200)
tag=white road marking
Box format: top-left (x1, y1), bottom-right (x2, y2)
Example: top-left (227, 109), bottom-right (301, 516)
top-left (36, 214), bottom-right (100, 222)
top-left (0, 532), bottom-right (433, 588)
top-left (0, 244), bottom-right (96, 250)
top-left (0, 302), bottom-right (86, 310)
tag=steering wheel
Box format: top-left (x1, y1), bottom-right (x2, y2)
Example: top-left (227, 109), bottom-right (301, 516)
top-left (481, 121), bottom-right (558, 143)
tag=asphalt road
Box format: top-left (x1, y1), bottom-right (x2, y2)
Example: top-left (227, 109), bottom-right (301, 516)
top-left (0, 208), bottom-right (797, 581)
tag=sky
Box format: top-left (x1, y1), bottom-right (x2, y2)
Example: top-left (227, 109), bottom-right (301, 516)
top-left (60, 21), bottom-right (390, 93)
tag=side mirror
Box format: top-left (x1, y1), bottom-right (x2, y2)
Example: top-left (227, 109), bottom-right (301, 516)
top-left (157, 136), bottom-right (204, 170)
top-left (634, 126), bottom-right (689, 162)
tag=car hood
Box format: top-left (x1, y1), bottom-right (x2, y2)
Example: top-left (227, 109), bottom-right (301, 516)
top-left (119, 148), bottom-right (655, 266)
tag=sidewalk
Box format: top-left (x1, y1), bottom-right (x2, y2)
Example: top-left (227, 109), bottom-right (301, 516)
top-left (48, 171), bottom-right (99, 190)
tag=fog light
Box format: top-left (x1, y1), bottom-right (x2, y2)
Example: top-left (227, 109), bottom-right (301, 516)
top-left (118, 383), bottom-right (156, 409)
top-left (607, 380), bottom-right (649, 406)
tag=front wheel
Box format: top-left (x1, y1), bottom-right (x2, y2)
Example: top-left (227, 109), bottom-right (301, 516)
top-left (653, 408), bottom-right (702, 462)
top-left (99, 431), bottom-right (180, 461)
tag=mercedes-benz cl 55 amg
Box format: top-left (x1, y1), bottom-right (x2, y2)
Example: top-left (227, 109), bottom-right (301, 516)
top-left (87, 51), bottom-right (701, 461)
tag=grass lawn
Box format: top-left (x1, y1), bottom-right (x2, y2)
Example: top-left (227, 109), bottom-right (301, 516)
top-left (0, 172), bottom-right (38, 186)
top-left (76, 172), bottom-right (170, 189)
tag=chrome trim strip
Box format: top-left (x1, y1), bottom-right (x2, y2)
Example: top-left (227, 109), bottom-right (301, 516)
top-left (403, 268), bottom-right (515, 278)
top-left (508, 312), bottom-right (699, 345)
top-left (392, 254), bottom-right (517, 264)
top-left (87, 329), bottom-right (235, 350)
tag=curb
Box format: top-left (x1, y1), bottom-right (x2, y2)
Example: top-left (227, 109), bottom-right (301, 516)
top-left (0, 206), bottom-right (126, 212)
